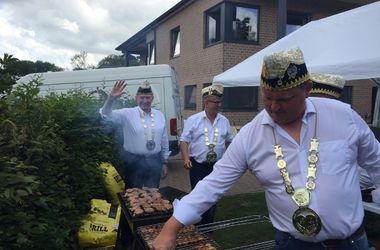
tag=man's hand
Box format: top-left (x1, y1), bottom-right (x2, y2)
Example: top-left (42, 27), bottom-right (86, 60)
top-left (152, 233), bottom-right (176, 250)
top-left (109, 80), bottom-right (127, 98)
top-left (101, 80), bottom-right (126, 116)
top-left (161, 163), bottom-right (168, 179)
top-left (152, 217), bottom-right (183, 250)
top-left (183, 159), bottom-right (192, 170)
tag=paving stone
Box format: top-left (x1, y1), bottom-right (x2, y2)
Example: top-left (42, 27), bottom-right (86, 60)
top-left (160, 156), bottom-right (263, 196)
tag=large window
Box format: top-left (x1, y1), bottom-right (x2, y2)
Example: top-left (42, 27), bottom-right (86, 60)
top-left (147, 41), bottom-right (155, 65)
top-left (339, 86), bottom-right (353, 105)
top-left (184, 85), bottom-right (196, 110)
top-left (205, 6), bottom-right (221, 46)
top-left (286, 12), bottom-right (309, 35)
top-left (171, 27), bottom-right (180, 58)
top-left (221, 87), bottom-right (259, 111)
top-left (231, 6), bottom-right (259, 42)
top-left (204, 3), bottom-right (259, 46)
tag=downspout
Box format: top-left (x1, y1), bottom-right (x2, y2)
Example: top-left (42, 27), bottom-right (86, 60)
top-left (277, 0), bottom-right (287, 40)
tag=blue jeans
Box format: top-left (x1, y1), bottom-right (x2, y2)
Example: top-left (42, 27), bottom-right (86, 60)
top-left (121, 151), bottom-right (162, 188)
top-left (274, 230), bottom-right (369, 250)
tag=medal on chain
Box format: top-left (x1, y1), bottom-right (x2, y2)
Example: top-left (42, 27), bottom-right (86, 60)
top-left (140, 110), bottom-right (156, 151)
top-left (205, 127), bottom-right (219, 163)
top-left (272, 113), bottom-right (322, 237)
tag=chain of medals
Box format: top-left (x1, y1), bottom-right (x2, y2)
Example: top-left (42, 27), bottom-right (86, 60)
top-left (140, 110), bottom-right (156, 151)
top-left (204, 127), bottom-right (219, 163)
top-left (272, 112), bottom-right (322, 237)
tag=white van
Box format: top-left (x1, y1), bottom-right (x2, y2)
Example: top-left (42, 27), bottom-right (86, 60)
top-left (18, 64), bottom-right (182, 155)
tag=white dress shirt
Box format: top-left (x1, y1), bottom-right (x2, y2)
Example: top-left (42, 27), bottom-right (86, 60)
top-left (173, 97), bottom-right (380, 242)
top-left (100, 106), bottom-right (170, 161)
top-left (180, 111), bottom-right (233, 163)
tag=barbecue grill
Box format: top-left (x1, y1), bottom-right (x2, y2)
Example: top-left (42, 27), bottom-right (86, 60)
top-left (117, 187), bottom-right (181, 232)
top-left (116, 186), bottom-right (273, 249)
top-left (115, 186), bottom-right (188, 249)
top-left (136, 223), bottom-right (221, 250)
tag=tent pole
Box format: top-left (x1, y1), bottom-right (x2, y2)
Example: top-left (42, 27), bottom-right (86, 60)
top-left (371, 78), bottom-right (380, 127)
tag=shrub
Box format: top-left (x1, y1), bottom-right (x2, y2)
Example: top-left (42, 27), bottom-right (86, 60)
top-left (0, 80), bottom-right (131, 249)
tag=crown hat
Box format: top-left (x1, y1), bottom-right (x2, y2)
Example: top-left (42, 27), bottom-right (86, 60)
top-left (201, 85), bottom-right (224, 98)
top-left (310, 73), bottom-right (345, 98)
top-left (137, 80), bottom-right (153, 94)
top-left (260, 47), bottom-right (310, 91)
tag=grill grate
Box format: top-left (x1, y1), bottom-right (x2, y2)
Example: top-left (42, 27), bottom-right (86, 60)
top-left (136, 223), bottom-right (221, 250)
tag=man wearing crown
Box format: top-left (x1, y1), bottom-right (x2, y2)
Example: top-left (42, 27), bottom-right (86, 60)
top-left (153, 47), bottom-right (380, 250)
top-left (100, 80), bottom-right (170, 188)
top-left (180, 84), bottom-right (233, 226)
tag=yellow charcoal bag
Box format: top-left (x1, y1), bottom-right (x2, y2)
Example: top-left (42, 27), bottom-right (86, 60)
top-left (78, 199), bottom-right (121, 248)
top-left (99, 162), bottom-right (125, 204)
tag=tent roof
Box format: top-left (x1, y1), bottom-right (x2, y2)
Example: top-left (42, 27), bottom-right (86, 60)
top-left (213, 1), bottom-right (380, 87)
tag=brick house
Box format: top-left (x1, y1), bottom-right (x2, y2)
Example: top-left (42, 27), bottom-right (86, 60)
top-left (116, 0), bottom-right (377, 126)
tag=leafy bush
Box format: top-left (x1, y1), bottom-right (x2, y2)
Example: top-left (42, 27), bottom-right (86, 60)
top-left (0, 80), bottom-right (131, 249)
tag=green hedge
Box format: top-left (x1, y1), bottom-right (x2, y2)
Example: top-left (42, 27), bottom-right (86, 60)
top-left (0, 80), bottom-right (130, 249)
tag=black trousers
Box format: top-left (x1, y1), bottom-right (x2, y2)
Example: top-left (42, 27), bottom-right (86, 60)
top-left (189, 158), bottom-right (217, 226)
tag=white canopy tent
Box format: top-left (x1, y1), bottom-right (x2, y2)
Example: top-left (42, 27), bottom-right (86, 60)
top-left (213, 1), bottom-right (380, 125)
top-left (213, 1), bottom-right (380, 86)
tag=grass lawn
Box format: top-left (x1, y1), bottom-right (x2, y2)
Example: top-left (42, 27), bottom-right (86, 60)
top-left (212, 192), bottom-right (275, 249)
top-left (211, 192), bottom-right (380, 249)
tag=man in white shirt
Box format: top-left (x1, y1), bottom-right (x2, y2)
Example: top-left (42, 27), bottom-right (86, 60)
top-left (100, 80), bottom-right (170, 188)
top-left (180, 85), bottom-right (233, 226)
top-left (152, 47), bottom-right (380, 250)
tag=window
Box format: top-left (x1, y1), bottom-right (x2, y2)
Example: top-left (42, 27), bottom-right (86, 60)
top-left (205, 6), bottom-right (221, 46)
top-left (171, 27), bottom-right (180, 58)
top-left (339, 86), bottom-right (352, 105)
top-left (184, 85), bottom-right (196, 110)
top-left (286, 12), bottom-right (309, 35)
top-left (204, 3), bottom-right (259, 46)
top-left (231, 5), bottom-right (259, 42)
top-left (147, 41), bottom-right (155, 65)
top-left (221, 87), bottom-right (258, 111)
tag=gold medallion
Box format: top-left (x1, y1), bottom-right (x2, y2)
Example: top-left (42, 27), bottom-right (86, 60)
top-left (146, 140), bottom-right (156, 151)
top-left (292, 207), bottom-right (322, 237)
top-left (291, 188), bottom-right (310, 207)
top-left (206, 150), bottom-right (217, 163)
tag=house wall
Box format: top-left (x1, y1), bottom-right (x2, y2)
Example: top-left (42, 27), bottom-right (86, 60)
top-left (155, 0), bottom-right (224, 119)
top-left (348, 79), bottom-right (376, 123)
top-left (149, 0), bottom-right (374, 125)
